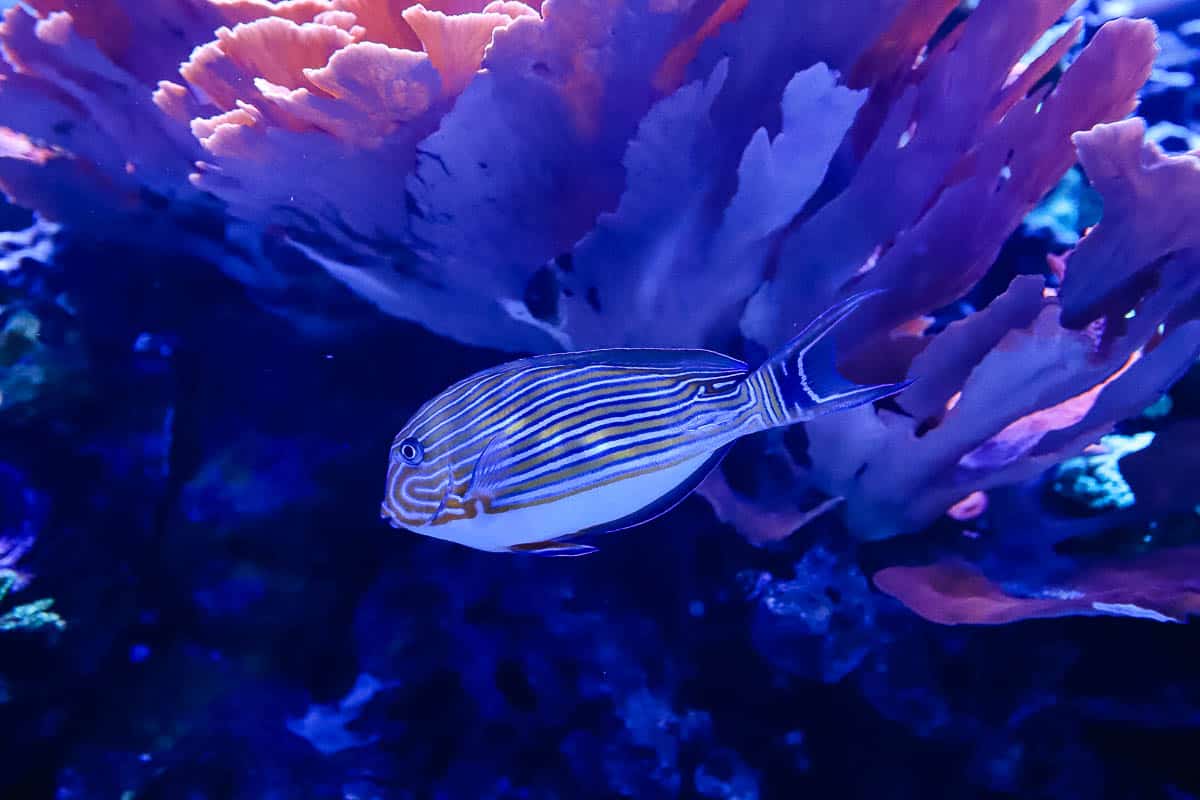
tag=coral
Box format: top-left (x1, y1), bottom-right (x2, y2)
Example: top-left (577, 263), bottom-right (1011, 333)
top-left (4, 2), bottom-right (1200, 795)
top-left (0, 3), bottom-right (1192, 460)
top-left (0, 213), bottom-right (88, 422)
top-left (0, 462), bottom-right (60, 634)
top-left (0, 0), bottom-right (1197, 632)
top-left (1021, 166), bottom-right (1102, 247)
top-left (874, 546), bottom-right (1200, 625)
top-left (1, 15), bottom-right (1200, 795)
top-left (1050, 432), bottom-right (1154, 511)
top-left (0, 569), bottom-right (64, 632)
top-left (1121, 420), bottom-right (1200, 512)
top-left (0, 6), bottom-right (210, 233)
top-left (806, 114), bottom-right (1200, 540)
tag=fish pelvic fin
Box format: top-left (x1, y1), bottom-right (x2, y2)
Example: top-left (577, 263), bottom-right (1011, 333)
top-left (752, 290), bottom-right (912, 425)
top-left (507, 539), bottom-right (599, 557)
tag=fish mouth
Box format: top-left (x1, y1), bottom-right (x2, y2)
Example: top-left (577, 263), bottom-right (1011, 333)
top-left (380, 500), bottom-right (408, 530)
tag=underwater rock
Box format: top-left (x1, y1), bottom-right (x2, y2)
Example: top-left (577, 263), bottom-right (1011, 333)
top-left (286, 672), bottom-right (387, 755)
top-left (745, 545), bottom-right (883, 682)
top-left (0, 214), bottom-right (85, 422)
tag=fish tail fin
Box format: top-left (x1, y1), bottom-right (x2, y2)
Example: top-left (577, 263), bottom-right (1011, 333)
top-left (751, 290), bottom-right (912, 426)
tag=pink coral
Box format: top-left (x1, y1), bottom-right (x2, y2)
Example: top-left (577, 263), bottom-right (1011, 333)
top-left (874, 548), bottom-right (1200, 625)
top-left (153, 1), bottom-right (543, 253)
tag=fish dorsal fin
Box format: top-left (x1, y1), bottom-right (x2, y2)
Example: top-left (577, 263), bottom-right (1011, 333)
top-left (490, 347), bottom-right (747, 374)
top-left (507, 540), bottom-right (598, 557)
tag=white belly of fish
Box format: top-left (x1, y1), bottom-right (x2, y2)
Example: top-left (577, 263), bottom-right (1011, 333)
top-left (412, 450), bottom-right (717, 552)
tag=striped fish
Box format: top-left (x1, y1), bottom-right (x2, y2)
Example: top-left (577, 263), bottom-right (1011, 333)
top-left (381, 291), bottom-right (909, 555)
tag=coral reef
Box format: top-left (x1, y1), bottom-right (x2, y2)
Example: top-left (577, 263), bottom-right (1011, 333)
top-left (1, 0), bottom-right (1200, 797)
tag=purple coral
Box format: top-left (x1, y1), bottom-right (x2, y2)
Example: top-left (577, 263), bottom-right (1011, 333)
top-left (874, 547), bottom-right (1200, 625)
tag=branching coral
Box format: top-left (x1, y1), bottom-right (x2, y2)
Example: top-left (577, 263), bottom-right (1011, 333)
top-left (0, 5), bottom-right (209, 231)
top-left (1, 0), bottom-right (1199, 624)
top-left (809, 116), bottom-right (1200, 540)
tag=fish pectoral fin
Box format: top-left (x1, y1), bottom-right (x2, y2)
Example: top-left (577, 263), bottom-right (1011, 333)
top-left (507, 539), bottom-right (599, 557)
top-left (466, 431), bottom-right (516, 502)
top-left (689, 409), bottom-right (731, 435)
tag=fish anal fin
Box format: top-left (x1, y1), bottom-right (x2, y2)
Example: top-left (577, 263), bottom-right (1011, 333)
top-left (507, 540), bottom-right (599, 557)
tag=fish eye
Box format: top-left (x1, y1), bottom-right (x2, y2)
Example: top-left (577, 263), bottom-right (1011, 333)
top-left (397, 437), bottom-right (424, 466)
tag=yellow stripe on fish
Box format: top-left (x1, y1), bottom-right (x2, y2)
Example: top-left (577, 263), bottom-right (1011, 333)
top-left (381, 291), bottom-right (911, 555)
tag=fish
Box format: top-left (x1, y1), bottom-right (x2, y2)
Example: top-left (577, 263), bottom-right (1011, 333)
top-left (380, 291), bottom-right (910, 556)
